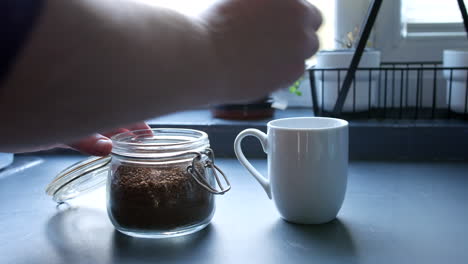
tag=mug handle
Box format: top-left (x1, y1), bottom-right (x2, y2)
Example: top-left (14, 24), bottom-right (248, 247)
top-left (234, 129), bottom-right (272, 199)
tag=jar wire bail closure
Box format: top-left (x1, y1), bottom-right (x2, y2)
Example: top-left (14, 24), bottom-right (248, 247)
top-left (187, 148), bottom-right (231, 195)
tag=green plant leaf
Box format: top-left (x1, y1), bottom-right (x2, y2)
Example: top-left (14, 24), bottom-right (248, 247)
top-left (288, 76), bottom-right (304, 96)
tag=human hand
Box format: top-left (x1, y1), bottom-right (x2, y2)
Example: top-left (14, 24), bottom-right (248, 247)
top-left (201, 0), bottom-right (322, 102)
top-left (13, 122), bottom-right (151, 156)
top-left (66, 122), bottom-right (152, 156)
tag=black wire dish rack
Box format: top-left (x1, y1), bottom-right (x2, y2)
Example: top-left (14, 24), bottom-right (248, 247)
top-left (308, 62), bottom-right (468, 120)
top-left (316, 0), bottom-right (468, 121)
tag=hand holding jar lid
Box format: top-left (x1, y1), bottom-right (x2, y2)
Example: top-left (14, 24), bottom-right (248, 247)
top-left (46, 129), bottom-right (230, 238)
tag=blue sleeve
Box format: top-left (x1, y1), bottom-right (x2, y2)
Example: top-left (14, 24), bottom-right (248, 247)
top-left (0, 0), bottom-right (44, 84)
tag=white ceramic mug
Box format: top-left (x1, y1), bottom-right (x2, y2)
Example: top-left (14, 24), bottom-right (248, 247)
top-left (234, 117), bottom-right (348, 224)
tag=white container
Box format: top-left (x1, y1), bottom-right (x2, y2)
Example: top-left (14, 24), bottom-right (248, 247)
top-left (443, 49), bottom-right (468, 113)
top-left (315, 49), bottom-right (381, 112)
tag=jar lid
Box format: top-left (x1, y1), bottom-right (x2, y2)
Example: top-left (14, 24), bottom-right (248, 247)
top-left (45, 156), bottom-right (111, 203)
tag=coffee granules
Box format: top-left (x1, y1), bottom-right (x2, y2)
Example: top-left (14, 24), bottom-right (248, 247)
top-left (109, 162), bottom-right (214, 232)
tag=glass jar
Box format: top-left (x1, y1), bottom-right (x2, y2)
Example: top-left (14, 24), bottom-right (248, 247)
top-left (46, 128), bottom-right (230, 238)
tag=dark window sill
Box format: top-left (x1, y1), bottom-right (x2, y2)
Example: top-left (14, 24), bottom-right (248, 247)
top-left (147, 108), bottom-right (468, 160)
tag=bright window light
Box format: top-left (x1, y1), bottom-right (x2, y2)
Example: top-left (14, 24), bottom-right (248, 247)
top-left (402, 0), bottom-right (466, 24)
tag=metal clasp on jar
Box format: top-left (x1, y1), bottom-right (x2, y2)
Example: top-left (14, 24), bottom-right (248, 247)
top-left (186, 148), bottom-right (231, 195)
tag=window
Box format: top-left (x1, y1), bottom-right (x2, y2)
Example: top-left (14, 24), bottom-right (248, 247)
top-left (403, 0), bottom-right (464, 23)
top-left (374, 0), bottom-right (467, 62)
top-left (135, 0), bottom-right (215, 17)
top-left (313, 0), bottom-right (336, 53)
top-left (402, 0), bottom-right (466, 37)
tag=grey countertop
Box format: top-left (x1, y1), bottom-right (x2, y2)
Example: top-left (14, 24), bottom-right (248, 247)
top-left (1, 154), bottom-right (468, 264)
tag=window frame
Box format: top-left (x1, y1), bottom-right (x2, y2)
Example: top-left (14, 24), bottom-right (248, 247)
top-left (373, 0), bottom-right (468, 62)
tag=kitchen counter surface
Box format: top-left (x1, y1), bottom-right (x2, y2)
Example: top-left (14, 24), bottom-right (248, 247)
top-left (1, 154), bottom-right (468, 264)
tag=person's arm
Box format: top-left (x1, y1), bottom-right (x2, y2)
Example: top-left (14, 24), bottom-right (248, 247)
top-left (0, 0), bottom-right (44, 85)
top-left (0, 0), bottom-right (220, 152)
top-left (0, 0), bottom-right (321, 152)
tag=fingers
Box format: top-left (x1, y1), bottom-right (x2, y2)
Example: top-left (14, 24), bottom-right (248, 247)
top-left (298, 1), bottom-right (322, 60)
top-left (304, 31), bottom-right (320, 59)
top-left (301, 0), bottom-right (322, 31)
top-left (68, 134), bottom-right (113, 156)
top-left (126, 122), bottom-right (154, 137)
top-left (101, 122), bottom-right (152, 138)
top-left (102, 122), bottom-right (153, 139)
top-left (127, 122), bottom-right (152, 131)
top-left (101, 128), bottom-right (130, 139)
top-left (66, 123), bottom-right (151, 156)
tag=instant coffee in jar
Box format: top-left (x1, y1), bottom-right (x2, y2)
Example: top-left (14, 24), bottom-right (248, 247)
top-left (46, 128), bottom-right (230, 238)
